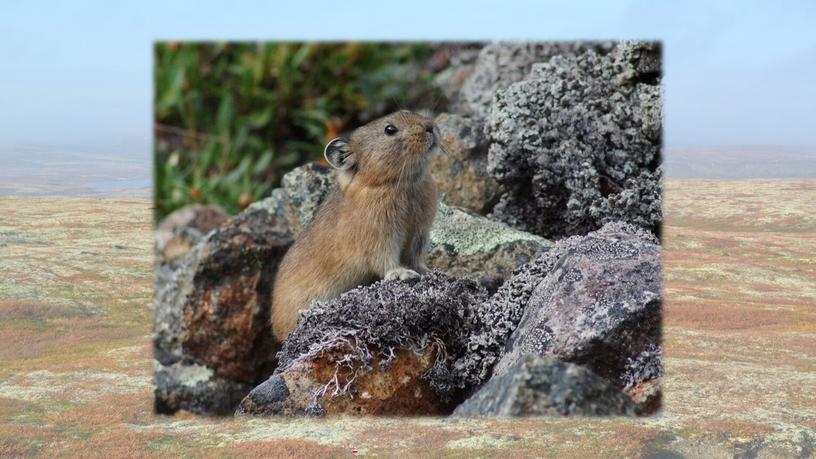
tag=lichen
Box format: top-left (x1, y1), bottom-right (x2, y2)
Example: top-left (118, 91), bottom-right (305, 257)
top-left (485, 42), bottom-right (663, 239)
top-left (430, 203), bottom-right (548, 257)
top-left (275, 273), bottom-right (511, 399)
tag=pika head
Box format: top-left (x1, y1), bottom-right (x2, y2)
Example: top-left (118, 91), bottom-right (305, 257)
top-left (324, 110), bottom-right (437, 187)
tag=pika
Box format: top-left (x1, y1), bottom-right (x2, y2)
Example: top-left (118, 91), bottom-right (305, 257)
top-left (271, 110), bottom-right (439, 341)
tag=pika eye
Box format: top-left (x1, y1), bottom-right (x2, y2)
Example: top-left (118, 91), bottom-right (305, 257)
top-left (384, 123), bottom-right (398, 136)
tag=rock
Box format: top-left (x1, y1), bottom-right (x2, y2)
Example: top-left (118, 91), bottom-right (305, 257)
top-left (153, 204), bottom-right (291, 414)
top-left (432, 46), bottom-right (480, 107)
top-left (626, 378), bottom-right (661, 416)
top-left (486, 41), bottom-right (662, 239)
top-left (431, 113), bottom-right (500, 214)
top-left (458, 42), bottom-right (616, 119)
top-left (239, 273), bottom-right (509, 416)
top-left (238, 345), bottom-right (446, 417)
top-left (452, 354), bottom-right (638, 417)
top-left (621, 343), bottom-right (662, 414)
top-left (428, 203), bottom-right (551, 280)
top-left (492, 222), bottom-right (662, 391)
top-left (155, 205), bottom-right (229, 262)
top-left (248, 162), bottom-right (334, 239)
top-left (621, 343), bottom-right (662, 391)
top-left (154, 361), bottom-right (253, 416)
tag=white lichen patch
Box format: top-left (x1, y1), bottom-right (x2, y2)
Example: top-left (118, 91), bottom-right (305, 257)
top-left (445, 433), bottom-right (519, 450)
top-left (212, 418), bottom-right (368, 449)
top-left (0, 369), bottom-right (151, 403)
top-left (106, 342), bottom-right (151, 368)
top-left (430, 204), bottom-right (550, 257)
top-left (154, 361), bottom-right (213, 388)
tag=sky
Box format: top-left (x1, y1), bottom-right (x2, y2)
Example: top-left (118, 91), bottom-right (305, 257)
top-left (0, 0), bottom-right (814, 161)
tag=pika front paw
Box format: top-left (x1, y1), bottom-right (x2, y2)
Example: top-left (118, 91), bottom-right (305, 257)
top-left (384, 267), bottom-right (421, 282)
top-left (415, 264), bottom-right (430, 275)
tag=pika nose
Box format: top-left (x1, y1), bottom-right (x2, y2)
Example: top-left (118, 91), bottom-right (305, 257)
top-left (424, 122), bottom-right (434, 133)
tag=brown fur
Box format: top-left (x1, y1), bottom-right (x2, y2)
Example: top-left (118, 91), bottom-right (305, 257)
top-left (271, 111), bottom-right (439, 340)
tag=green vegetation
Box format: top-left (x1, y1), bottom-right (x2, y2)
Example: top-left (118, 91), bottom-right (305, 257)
top-left (154, 42), bottom-right (443, 221)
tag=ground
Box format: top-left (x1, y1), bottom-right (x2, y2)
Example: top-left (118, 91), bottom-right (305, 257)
top-left (0, 180), bottom-right (814, 457)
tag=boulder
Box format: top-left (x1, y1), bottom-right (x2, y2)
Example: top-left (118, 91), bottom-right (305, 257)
top-left (456, 42), bottom-right (616, 119)
top-left (153, 205), bottom-right (291, 415)
top-left (485, 41), bottom-right (662, 239)
top-left (237, 344), bottom-right (445, 417)
top-left (238, 273), bottom-right (506, 416)
top-left (431, 113), bottom-right (500, 214)
top-left (453, 354), bottom-right (638, 417)
top-left (492, 222), bottom-right (662, 394)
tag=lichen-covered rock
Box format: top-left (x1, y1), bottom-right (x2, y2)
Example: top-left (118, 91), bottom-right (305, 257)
top-left (431, 113), bottom-right (500, 214)
top-left (239, 272), bottom-right (526, 416)
top-left (153, 205), bottom-right (291, 414)
top-left (621, 343), bottom-right (662, 414)
top-left (457, 42), bottom-right (616, 119)
top-left (154, 361), bottom-right (253, 416)
top-left (155, 205), bottom-right (229, 262)
top-left (453, 354), bottom-right (638, 417)
top-left (492, 222), bottom-right (662, 394)
top-left (237, 344), bottom-right (447, 417)
top-left (491, 223), bottom-right (661, 388)
top-left (486, 41), bottom-right (662, 239)
top-left (428, 203), bottom-right (551, 280)
top-left (248, 162), bottom-right (334, 239)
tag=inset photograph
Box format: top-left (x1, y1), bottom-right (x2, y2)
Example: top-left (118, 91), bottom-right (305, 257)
top-left (153, 41), bottom-right (663, 417)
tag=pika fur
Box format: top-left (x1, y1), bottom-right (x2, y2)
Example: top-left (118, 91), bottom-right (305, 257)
top-left (271, 110), bottom-right (439, 341)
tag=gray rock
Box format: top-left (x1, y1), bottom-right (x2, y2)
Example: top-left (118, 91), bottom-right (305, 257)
top-left (432, 46), bottom-right (480, 106)
top-left (249, 162), bottom-right (334, 239)
top-left (453, 354), bottom-right (638, 417)
top-left (458, 42), bottom-right (616, 119)
top-left (493, 222), bottom-right (662, 391)
top-left (431, 113), bottom-right (500, 214)
top-left (153, 203), bottom-right (291, 415)
top-left (429, 203), bottom-right (551, 281)
top-left (622, 343), bottom-right (662, 391)
top-left (234, 374), bottom-right (294, 417)
top-left (154, 361), bottom-right (253, 416)
top-left (486, 41), bottom-right (662, 239)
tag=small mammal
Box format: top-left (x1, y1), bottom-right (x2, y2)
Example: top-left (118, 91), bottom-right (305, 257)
top-left (271, 110), bottom-right (439, 341)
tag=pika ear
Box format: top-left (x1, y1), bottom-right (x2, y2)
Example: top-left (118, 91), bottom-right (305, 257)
top-left (324, 137), bottom-right (355, 171)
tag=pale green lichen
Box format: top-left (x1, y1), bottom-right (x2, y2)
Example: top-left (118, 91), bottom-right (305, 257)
top-left (445, 434), bottom-right (520, 450)
top-left (154, 361), bottom-right (213, 388)
top-left (430, 203), bottom-right (550, 257)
